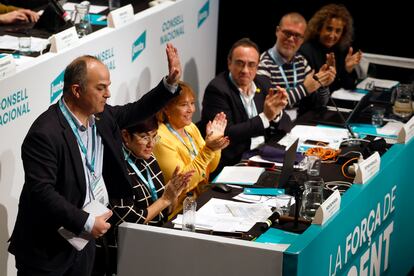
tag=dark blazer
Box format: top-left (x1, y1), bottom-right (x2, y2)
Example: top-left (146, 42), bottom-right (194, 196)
top-left (200, 72), bottom-right (292, 177)
top-left (8, 80), bottom-right (177, 272)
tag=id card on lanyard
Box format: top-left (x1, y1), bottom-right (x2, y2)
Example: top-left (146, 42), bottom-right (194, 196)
top-left (90, 175), bottom-right (109, 206)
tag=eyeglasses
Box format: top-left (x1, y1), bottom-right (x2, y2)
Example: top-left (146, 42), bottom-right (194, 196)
top-left (279, 28), bottom-right (304, 41)
top-left (133, 133), bottom-right (161, 145)
top-left (232, 60), bottom-right (258, 70)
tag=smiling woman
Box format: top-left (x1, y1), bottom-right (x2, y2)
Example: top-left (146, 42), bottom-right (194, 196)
top-left (154, 81), bottom-right (230, 217)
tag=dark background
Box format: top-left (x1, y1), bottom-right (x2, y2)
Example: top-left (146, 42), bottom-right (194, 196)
top-left (216, 0), bottom-right (413, 75)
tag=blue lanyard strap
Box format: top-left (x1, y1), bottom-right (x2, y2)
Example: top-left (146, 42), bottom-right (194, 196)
top-left (268, 49), bottom-right (297, 90)
top-left (165, 123), bottom-right (198, 159)
top-left (123, 148), bottom-right (158, 201)
top-left (59, 98), bottom-right (96, 175)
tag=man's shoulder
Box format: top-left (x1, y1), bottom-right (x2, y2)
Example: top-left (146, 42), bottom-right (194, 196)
top-left (206, 72), bottom-right (230, 91)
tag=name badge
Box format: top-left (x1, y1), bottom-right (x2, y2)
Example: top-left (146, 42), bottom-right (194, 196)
top-left (49, 26), bottom-right (79, 53)
top-left (91, 175), bottom-right (109, 206)
top-left (107, 4), bottom-right (134, 28)
top-left (354, 152), bottom-right (381, 184)
top-left (397, 115), bottom-right (414, 144)
top-left (313, 190), bottom-right (341, 225)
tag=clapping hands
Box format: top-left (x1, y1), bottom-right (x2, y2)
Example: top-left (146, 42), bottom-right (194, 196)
top-left (205, 112), bottom-right (230, 151)
top-left (345, 47), bottom-right (362, 73)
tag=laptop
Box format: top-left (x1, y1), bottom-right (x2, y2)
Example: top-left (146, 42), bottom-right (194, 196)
top-left (311, 92), bottom-right (372, 127)
top-left (255, 138), bottom-right (299, 189)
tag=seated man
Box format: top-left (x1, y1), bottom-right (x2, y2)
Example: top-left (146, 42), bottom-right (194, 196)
top-left (257, 12), bottom-right (336, 119)
top-left (199, 38), bottom-right (290, 178)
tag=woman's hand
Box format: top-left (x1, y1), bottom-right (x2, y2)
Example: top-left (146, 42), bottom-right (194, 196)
top-left (162, 166), bottom-right (194, 205)
top-left (205, 112), bottom-right (230, 151)
top-left (345, 47), bottom-right (362, 73)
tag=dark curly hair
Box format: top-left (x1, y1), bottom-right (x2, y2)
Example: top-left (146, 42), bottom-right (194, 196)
top-left (305, 4), bottom-right (354, 50)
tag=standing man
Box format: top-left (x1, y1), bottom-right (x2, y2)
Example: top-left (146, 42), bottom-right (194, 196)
top-left (8, 43), bottom-right (182, 276)
top-left (257, 12), bottom-right (336, 119)
top-left (200, 38), bottom-right (290, 177)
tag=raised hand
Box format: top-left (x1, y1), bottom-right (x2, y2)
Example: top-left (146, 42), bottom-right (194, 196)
top-left (206, 112), bottom-right (227, 140)
top-left (345, 47), bottom-right (362, 73)
top-left (165, 43), bottom-right (182, 85)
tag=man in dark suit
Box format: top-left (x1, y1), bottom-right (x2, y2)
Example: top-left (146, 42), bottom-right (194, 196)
top-left (200, 38), bottom-right (291, 178)
top-left (8, 43), bottom-right (182, 275)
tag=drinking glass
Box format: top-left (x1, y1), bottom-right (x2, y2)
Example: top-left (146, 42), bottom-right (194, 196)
top-left (301, 179), bottom-right (324, 221)
top-left (393, 84), bottom-right (413, 118)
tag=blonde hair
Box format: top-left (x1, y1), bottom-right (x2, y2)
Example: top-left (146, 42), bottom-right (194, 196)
top-left (157, 81), bottom-right (195, 123)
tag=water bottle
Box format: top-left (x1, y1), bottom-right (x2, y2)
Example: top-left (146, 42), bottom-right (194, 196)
top-left (182, 192), bottom-right (196, 232)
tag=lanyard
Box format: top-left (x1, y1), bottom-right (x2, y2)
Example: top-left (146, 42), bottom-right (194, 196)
top-left (123, 148), bottom-right (158, 201)
top-left (268, 48), bottom-right (297, 90)
top-left (165, 123), bottom-right (198, 159)
top-left (59, 98), bottom-right (97, 176)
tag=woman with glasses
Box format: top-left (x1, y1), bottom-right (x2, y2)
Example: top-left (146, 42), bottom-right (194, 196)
top-left (300, 4), bottom-right (362, 92)
top-left (154, 81), bottom-right (230, 217)
top-left (94, 116), bottom-right (194, 274)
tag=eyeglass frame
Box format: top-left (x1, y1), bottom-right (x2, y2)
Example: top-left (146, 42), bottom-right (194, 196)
top-left (133, 133), bottom-right (161, 145)
top-left (277, 26), bottom-right (305, 42)
top-left (231, 59), bottom-right (258, 70)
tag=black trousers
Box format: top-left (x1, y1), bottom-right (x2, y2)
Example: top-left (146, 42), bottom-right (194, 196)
top-left (16, 241), bottom-right (95, 276)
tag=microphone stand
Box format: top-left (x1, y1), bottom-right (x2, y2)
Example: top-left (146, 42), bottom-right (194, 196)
top-left (280, 178), bottom-right (309, 234)
top-left (328, 95), bottom-right (361, 146)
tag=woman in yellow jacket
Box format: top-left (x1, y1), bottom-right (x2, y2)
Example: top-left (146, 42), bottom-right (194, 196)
top-left (154, 81), bottom-right (229, 217)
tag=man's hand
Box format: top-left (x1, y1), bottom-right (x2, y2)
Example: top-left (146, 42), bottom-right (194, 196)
top-left (91, 210), bottom-right (112, 239)
top-left (165, 43), bottom-right (182, 85)
top-left (0, 9), bottom-right (39, 24)
top-left (263, 86), bottom-right (288, 121)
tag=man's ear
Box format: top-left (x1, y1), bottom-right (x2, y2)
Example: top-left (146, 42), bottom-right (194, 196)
top-left (72, 84), bottom-right (82, 98)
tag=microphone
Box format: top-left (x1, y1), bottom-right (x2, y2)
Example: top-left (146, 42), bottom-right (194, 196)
top-left (50, 0), bottom-right (72, 22)
top-left (247, 209), bottom-right (281, 236)
top-left (313, 74), bottom-right (358, 142)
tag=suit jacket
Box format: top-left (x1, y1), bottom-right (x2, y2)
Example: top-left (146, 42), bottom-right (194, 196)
top-left (200, 72), bottom-right (292, 177)
top-left (8, 80), bottom-right (177, 272)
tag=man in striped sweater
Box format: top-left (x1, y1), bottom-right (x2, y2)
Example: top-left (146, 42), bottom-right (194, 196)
top-left (257, 12), bottom-right (336, 120)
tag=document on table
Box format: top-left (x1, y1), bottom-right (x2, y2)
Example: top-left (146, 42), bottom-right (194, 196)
top-left (331, 88), bottom-right (366, 101)
top-left (58, 200), bottom-right (109, 251)
top-left (172, 198), bottom-right (273, 232)
top-left (356, 77), bottom-right (399, 90)
top-left (63, 2), bottom-right (108, 14)
top-left (212, 166), bottom-right (265, 185)
top-left (278, 125), bottom-right (349, 150)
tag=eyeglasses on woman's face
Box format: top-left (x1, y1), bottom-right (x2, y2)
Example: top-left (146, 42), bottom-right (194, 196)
top-left (133, 133), bottom-right (160, 145)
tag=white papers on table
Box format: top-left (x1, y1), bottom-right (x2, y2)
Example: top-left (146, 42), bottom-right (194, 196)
top-left (58, 200), bottom-right (109, 251)
top-left (377, 121), bottom-right (404, 137)
top-left (356, 77), bottom-right (399, 90)
top-left (63, 2), bottom-right (108, 14)
top-left (213, 166), bottom-right (265, 185)
top-left (172, 198), bottom-right (273, 232)
top-left (233, 194), bottom-right (295, 209)
top-left (332, 88), bottom-right (366, 101)
top-left (0, 35), bottom-right (49, 52)
top-left (278, 125), bottom-right (349, 150)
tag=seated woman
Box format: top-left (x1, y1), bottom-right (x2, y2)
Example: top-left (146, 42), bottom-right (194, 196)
top-left (94, 116), bottom-right (194, 275)
top-left (300, 4), bottom-right (362, 92)
top-left (0, 3), bottom-right (39, 24)
top-left (154, 81), bottom-right (229, 216)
